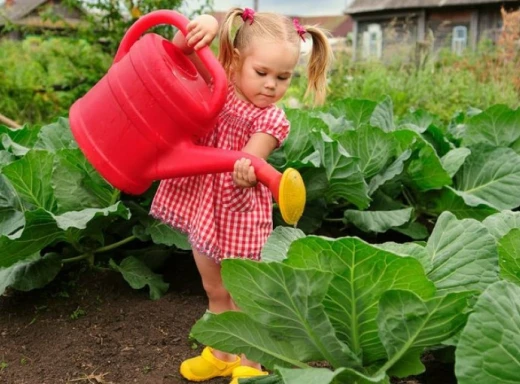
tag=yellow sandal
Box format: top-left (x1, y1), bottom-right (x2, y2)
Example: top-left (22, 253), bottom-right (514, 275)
top-left (230, 366), bottom-right (269, 384)
top-left (180, 346), bottom-right (241, 381)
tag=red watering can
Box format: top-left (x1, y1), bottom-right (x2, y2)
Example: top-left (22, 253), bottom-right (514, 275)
top-left (69, 10), bottom-right (305, 225)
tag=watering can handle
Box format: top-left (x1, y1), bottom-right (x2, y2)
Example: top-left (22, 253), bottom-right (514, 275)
top-left (113, 10), bottom-right (226, 116)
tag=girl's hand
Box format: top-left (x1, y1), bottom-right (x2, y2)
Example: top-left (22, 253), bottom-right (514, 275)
top-left (185, 15), bottom-right (219, 51)
top-left (233, 158), bottom-right (257, 188)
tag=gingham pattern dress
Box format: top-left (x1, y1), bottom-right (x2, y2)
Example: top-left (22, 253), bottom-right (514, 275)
top-left (150, 84), bottom-right (290, 262)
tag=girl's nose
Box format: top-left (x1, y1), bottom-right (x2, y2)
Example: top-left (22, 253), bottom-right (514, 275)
top-left (265, 78), bottom-right (276, 89)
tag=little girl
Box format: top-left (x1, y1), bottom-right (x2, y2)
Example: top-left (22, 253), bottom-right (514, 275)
top-left (150, 7), bottom-right (333, 384)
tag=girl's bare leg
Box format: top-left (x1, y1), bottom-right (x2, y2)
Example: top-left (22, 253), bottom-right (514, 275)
top-left (192, 248), bottom-right (261, 370)
top-left (192, 248), bottom-right (236, 362)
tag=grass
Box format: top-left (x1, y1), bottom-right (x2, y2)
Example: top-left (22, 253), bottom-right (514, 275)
top-left (286, 46), bottom-right (519, 122)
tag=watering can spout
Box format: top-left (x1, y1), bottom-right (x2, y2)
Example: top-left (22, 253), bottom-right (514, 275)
top-left (153, 143), bottom-right (306, 225)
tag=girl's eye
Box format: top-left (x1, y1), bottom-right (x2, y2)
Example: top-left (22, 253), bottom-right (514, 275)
top-left (255, 70), bottom-right (266, 76)
top-left (278, 76), bottom-right (289, 81)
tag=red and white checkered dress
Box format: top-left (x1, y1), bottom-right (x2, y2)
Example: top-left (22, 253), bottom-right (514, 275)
top-left (150, 84), bottom-right (290, 263)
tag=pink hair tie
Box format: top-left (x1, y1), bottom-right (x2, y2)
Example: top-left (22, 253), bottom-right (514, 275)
top-left (293, 18), bottom-right (306, 42)
top-left (242, 8), bottom-right (255, 25)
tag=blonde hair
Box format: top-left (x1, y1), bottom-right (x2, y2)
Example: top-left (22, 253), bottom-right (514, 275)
top-left (218, 8), bottom-right (334, 106)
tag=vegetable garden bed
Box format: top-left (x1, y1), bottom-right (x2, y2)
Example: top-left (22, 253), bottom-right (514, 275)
top-left (0, 252), bottom-right (457, 384)
top-left (1, 96), bottom-right (520, 383)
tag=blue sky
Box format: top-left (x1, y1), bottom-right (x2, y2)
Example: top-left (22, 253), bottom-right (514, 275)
top-left (183, 0), bottom-right (352, 16)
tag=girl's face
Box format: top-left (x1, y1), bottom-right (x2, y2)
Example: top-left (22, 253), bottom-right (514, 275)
top-left (233, 39), bottom-right (299, 108)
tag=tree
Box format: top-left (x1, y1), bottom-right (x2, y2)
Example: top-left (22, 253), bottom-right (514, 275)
top-left (59, 0), bottom-right (213, 54)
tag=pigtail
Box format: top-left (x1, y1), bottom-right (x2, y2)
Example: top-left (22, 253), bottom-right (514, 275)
top-left (218, 8), bottom-right (243, 77)
top-left (303, 26), bottom-right (334, 106)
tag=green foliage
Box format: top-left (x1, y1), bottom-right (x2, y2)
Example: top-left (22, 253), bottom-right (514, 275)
top-left (0, 119), bottom-right (189, 299)
top-left (191, 218), bottom-right (484, 382)
top-left (193, 211), bottom-right (520, 383)
top-left (70, 306), bottom-right (86, 320)
top-left (455, 281), bottom-right (520, 383)
top-left (0, 37), bottom-right (112, 124)
top-left (272, 98), bottom-right (520, 239)
top-left (1, 94), bottom-right (520, 300)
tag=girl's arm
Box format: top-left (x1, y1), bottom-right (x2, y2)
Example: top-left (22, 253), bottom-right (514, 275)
top-left (172, 14), bottom-right (219, 84)
top-left (233, 133), bottom-right (279, 188)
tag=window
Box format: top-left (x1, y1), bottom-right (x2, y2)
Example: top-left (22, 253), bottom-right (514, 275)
top-left (452, 26), bottom-right (468, 54)
top-left (362, 23), bottom-right (383, 59)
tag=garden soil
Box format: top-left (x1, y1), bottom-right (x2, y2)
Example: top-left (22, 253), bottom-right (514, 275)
top-left (0, 253), bottom-right (456, 384)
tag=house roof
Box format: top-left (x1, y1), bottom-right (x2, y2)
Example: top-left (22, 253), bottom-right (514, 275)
top-left (291, 15), bottom-right (353, 37)
top-left (211, 11), bottom-right (352, 38)
top-left (1, 0), bottom-right (47, 21)
top-left (0, 0), bottom-right (84, 27)
top-left (346, 0), bottom-right (520, 15)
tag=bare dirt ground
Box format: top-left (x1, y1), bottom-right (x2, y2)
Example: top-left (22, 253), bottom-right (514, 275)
top-left (0, 253), bottom-right (456, 384)
top-left (0, 253), bottom-right (230, 384)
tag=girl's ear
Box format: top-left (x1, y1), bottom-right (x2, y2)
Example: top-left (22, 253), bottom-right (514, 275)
top-left (233, 48), bottom-right (241, 61)
top-left (231, 48), bottom-right (241, 73)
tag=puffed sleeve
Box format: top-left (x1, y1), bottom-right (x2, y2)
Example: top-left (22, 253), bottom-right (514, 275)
top-left (251, 106), bottom-right (291, 147)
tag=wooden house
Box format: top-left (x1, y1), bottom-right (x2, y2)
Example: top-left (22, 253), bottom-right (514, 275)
top-left (345, 0), bottom-right (520, 60)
